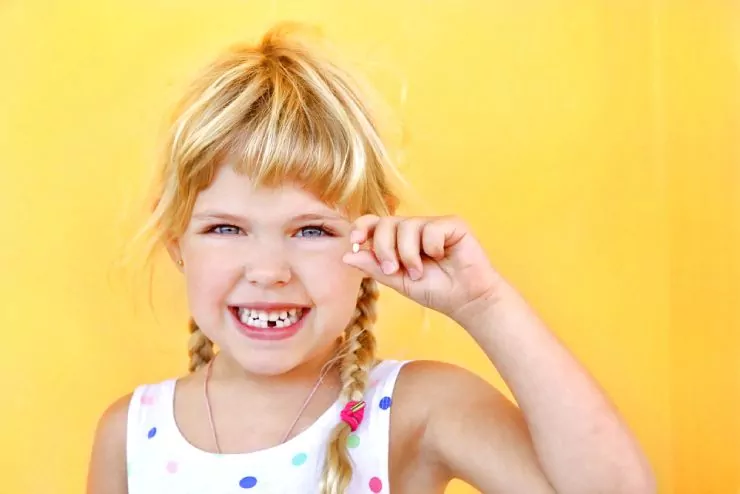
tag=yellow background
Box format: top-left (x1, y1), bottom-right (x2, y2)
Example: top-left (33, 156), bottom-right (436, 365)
top-left (0, 1), bottom-right (737, 493)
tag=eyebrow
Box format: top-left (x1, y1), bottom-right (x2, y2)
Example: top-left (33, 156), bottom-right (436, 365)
top-left (191, 211), bottom-right (349, 223)
top-left (293, 213), bottom-right (349, 222)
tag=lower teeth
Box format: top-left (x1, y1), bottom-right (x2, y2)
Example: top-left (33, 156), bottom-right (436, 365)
top-left (237, 308), bottom-right (304, 329)
top-left (245, 317), bottom-right (299, 329)
top-left (252, 320), bottom-right (289, 327)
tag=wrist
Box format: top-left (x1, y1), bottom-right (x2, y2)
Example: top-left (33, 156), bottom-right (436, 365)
top-left (449, 276), bottom-right (514, 330)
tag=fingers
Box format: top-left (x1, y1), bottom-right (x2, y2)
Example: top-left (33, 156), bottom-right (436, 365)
top-left (372, 217), bottom-right (400, 275)
top-left (341, 248), bottom-right (403, 290)
top-left (351, 215), bottom-right (422, 276)
top-left (348, 215), bottom-right (427, 279)
top-left (347, 215), bottom-right (465, 280)
top-left (350, 215), bottom-right (380, 244)
top-left (421, 221), bottom-right (447, 261)
top-left (350, 215), bottom-right (401, 275)
top-left (397, 218), bottom-right (424, 280)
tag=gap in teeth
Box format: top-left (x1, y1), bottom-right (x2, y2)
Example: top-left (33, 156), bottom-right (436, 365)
top-left (238, 308), bottom-right (303, 328)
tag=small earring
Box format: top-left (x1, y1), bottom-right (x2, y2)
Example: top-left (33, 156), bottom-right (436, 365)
top-left (177, 259), bottom-right (184, 267)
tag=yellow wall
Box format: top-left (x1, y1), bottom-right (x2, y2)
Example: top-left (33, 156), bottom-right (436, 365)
top-left (0, 1), bottom-right (736, 493)
top-left (663, 2), bottom-right (740, 492)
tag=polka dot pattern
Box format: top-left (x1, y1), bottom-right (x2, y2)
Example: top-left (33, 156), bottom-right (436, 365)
top-left (291, 453), bottom-right (307, 466)
top-left (239, 476), bottom-right (258, 489)
top-left (379, 396), bottom-right (392, 410)
top-left (347, 434), bottom-right (361, 448)
top-left (129, 361), bottom-right (407, 492)
top-left (369, 477), bottom-right (383, 492)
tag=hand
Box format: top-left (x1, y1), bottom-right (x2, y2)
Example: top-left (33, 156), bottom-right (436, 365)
top-left (342, 215), bottom-right (504, 325)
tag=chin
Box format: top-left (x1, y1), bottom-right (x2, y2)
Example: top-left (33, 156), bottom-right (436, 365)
top-left (214, 310), bottom-right (341, 376)
top-left (231, 351), bottom-right (305, 376)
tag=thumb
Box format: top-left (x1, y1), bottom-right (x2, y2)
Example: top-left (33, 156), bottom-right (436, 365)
top-left (342, 251), bottom-right (405, 291)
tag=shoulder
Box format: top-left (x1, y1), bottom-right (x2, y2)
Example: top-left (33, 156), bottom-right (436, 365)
top-left (390, 359), bottom-right (509, 445)
top-left (393, 359), bottom-right (526, 459)
top-left (396, 359), bottom-right (503, 408)
top-left (395, 358), bottom-right (520, 426)
top-left (93, 393), bottom-right (132, 449)
top-left (90, 376), bottom-right (182, 451)
top-left (86, 393), bottom-right (132, 494)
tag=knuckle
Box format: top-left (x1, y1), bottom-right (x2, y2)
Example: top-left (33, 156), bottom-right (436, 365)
top-left (373, 224), bottom-right (397, 260)
top-left (398, 238), bottom-right (417, 256)
top-left (398, 218), bottom-right (421, 235)
top-left (356, 214), bottom-right (379, 228)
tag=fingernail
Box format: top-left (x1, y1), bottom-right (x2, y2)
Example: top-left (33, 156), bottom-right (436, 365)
top-left (381, 260), bottom-right (397, 275)
top-left (408, 268), bottom-right (422, 281)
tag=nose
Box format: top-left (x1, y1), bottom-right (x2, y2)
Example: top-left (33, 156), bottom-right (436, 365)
top-left (243, 241), bottom-right (292, 287)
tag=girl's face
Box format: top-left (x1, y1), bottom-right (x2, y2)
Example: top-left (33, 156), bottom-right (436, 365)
top-left (173, 165), bottom-right (364, 376)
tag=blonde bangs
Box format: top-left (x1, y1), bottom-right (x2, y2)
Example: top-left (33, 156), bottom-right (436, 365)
top-left (228, 51), bottom-right (371, 212)
top-left (159, 25), bottom-right (397, 242)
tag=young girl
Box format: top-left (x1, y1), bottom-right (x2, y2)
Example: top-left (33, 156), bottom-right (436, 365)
top-left (87, 24), bottom-right (654, 494)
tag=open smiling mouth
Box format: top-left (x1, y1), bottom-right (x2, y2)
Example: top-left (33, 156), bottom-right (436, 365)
top-left (228, 306), bottom-right (311, 340)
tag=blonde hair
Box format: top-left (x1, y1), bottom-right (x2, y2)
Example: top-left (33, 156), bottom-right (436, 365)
top-left (141, 23), bottom-right (399, 493)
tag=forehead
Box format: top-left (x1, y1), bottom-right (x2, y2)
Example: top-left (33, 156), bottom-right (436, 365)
top-left (192, 165), bottom-right (346, 218)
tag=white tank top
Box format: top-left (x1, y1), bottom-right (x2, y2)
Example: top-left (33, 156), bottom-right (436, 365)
top-left (126, 360), bottom-right (408, 494)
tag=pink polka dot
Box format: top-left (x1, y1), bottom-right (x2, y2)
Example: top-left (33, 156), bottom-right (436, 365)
top-left (140, 395), bottom-right (155, 405)
top-left (166, 461), bottom-right (178, 473)
top-left (369, 477), bottom-right (382, 493)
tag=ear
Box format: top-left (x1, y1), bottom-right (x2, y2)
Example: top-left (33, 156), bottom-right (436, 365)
top-left (166, 237), bottom-right (184, 271)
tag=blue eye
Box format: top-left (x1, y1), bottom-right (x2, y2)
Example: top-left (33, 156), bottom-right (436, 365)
top-left (295, 226), bottom-right (331, 238)
top-left (209, 224), bottom-right (241, 235)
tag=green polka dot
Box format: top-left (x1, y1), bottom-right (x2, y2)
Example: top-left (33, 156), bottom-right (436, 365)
top-left (292, 452), bottom-right (308, 466)
top-left (347, 434), bottom-right (360, 448)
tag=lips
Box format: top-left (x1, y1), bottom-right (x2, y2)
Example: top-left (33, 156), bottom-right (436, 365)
top-left (237, 307), bottom-right (305, 329)
top-left (228, 306), bottom-right (310, 341)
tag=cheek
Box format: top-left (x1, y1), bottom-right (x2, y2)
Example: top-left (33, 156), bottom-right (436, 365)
top-left (183, 244), bottom-right (241, 308)
top-left (295, 253), bottom-right (364, 316)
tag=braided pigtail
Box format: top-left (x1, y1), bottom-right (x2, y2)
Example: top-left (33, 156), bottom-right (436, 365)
top-left (187, 317), bottom-right (215, 372)
top-left (319, 278), bottom-right (379, 493)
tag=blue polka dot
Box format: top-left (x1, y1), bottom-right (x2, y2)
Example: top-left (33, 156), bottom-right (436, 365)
top-left (379, 396), bottom-right (392, 410)
top-left (147, 427), bottom-right (157, 439)
top-left (239, 476), bottom-right (258, 489)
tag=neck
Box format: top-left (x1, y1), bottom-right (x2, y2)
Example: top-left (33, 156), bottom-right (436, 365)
top-left (208, 343), bottom-right (342, 394)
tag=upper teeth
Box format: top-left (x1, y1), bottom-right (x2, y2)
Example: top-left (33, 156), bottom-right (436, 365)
top-left (238, 308), bottom-right (303, 329)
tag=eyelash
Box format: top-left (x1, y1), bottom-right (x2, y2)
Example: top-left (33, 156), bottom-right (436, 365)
top-left (295, 225), bottom-right (335, 238)
top-left (206, 224), bottom-right (241, 235)
top-left (204, 224), bottom-right (336, 238)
